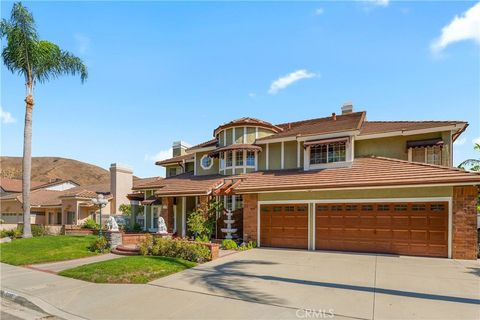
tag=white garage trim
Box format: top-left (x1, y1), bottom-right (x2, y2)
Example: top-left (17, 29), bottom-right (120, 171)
top-left (257, 197), bottom-right (453, 258)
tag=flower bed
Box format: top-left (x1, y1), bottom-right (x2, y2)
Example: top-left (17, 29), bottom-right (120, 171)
top-left (135, 234), bottom-right (219, 262)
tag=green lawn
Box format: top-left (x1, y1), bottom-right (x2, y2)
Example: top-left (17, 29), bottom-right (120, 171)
top-left (59, 256), bottom-right (196, 284)
top-left (0, 235), bottom-right (98, 265)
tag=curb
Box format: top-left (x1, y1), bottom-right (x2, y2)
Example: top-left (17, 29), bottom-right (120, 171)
top-left (1, 288), bottom-right (86, 320)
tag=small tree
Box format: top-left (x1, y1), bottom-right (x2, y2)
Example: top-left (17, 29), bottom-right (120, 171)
top-left (119, 204), bottom-right (132, 216)
top-left (187, 199), bottom-right (223, 240)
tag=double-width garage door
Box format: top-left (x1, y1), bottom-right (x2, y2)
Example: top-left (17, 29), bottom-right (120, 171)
top-left (260, 201), bottom-right (448, 257)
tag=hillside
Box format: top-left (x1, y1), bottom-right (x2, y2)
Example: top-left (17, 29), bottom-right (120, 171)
top-left (0, 157), bottom-right (110, 186)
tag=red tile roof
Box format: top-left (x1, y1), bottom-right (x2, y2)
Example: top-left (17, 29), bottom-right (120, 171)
top-left (359, 121), bottom-right (466, 136)
top-left (0, 178), bottom-right (46, 193)
top-left (155, 153), bottom-right (194, 166)
top-left (133, 176), bottom-right (163, 189)
top-left (186, 139), bottom-right (217, 151)
top-left (213, 117), bottom-right (283, 137)
top-left (257, 111), bottom-right (366, 142)
top-left (233, 157), bottom-right (480, 193)
top-left (151, 173), bottom-right (223, 196)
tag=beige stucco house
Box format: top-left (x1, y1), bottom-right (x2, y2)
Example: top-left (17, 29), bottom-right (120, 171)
top-left (129, 103), bottom-right (480, 260)
top-left (0, 163), bottom-right (134, 226)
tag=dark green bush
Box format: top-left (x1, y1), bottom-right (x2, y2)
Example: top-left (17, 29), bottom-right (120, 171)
top-left (222, 239), bottom-right (238, 250)
top-left (89, 237), bottom-right (109, 253)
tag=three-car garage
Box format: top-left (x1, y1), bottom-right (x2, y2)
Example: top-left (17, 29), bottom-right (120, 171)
top-left (258, 200), bottom-right (449, 258)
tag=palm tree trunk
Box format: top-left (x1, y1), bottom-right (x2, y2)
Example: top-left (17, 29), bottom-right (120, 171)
top-left (22, 89), bottom-right (34, 238)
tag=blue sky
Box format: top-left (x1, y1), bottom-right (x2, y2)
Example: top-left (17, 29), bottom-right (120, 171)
top-left (1, 1), bottom-right (479, 178)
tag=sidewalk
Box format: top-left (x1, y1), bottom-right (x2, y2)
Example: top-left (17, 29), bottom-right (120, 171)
top-left (0, 262), bottom-right (299, 320)
top-left (28, 253), bottom-right (123, 273)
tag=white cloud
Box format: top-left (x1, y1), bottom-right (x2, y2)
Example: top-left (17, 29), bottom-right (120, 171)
top-left (0, 106), bottom-right (16, 124)
top-left (364, 0), bottom-right (389, 7)
top-left (454, 137), bottom-right (466, 145)
top-left (473, 137), bottom-right (480, 145)
top-left (74, 33), bottom-right (91, 54)
top-left (248, 92), bottom-right (256, 98)
top-left (314, 8), bottom-right (324, 16)
top-left (431, 2), bottom-right (480, 53)
top-left (268, 69), bottom-right (317, 95)
top-left (144, 148), bottom-right (172, 162)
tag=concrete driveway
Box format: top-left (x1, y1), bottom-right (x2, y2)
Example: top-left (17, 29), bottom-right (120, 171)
top-left (1, 249), bottom-right (479, 319)
top-left (149, 248), bottom-right (480, 320)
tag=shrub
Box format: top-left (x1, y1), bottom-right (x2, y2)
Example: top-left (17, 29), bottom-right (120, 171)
top-left (14, 225), bottom-right (46, 237)
top-left (238, 241), bottom-right (257, 251)
top-left (150, 237), bottom-right (211, 263)
top-left (138, 234), bottom-right (153, 256)
top-left (222, 239), bottom-right (238, 250)
top-left (195, 235), bottom-right (209, 243)
top-left (82, 218), bottom-right (98, 230)
top-left (89, 237), bottom-right (109, 253)
top-left (132, 223), bottom-right (142, 232)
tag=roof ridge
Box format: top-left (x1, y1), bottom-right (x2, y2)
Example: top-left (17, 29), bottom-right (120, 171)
top-left (276, 111), bottom-right (366, 128)
top-left (364, 120), bottom-right (465, 124)
top-left (366, 156), bottom-right (480, 175)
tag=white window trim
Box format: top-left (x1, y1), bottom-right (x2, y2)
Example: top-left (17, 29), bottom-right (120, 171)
top-left (257, 197), bottom-right (453, 258)
top-left (220, 150), bottom-right (256, 174)
top-left (200, 154), bottom-right (214, 170)
top-left (304, 138), bottom-right (353, 171)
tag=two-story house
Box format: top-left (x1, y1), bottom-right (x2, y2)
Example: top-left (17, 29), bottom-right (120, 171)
top-left (129, 103), bottom-right (480, 259)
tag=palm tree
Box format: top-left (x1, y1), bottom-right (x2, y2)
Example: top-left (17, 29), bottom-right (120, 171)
top-left (1, 2), bottom-right (87, 237)
top-left (458, 143), bottom-right (480, 172)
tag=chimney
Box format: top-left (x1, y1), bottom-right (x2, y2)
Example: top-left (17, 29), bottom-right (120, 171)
top-left (110, 163), bottom-right (133, 215)
top-left (341, 101), bottom-right (353, 114)
top-left (172, 141), bottom-right (191, 157)
top-left (332, 112), bottom-right (337, 121)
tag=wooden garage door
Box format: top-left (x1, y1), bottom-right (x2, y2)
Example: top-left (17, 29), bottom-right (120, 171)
top-left (260, 204), bottom-right (308, 249)
top-left (315, 202), bottom-right (448, 257)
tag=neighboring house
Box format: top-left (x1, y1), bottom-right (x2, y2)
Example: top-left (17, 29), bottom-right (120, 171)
top-left (0, 163), bottom-right (135, 226)
top-left (129, 103), bottom-right (480, 260)
top-left (0, 178), bottom-right (79, 196)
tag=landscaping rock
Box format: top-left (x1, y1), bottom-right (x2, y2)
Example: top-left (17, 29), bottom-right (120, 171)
top-left (0, 237), bottom-right (12, 243)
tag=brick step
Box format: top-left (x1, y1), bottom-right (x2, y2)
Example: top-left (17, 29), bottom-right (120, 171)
top-left (111, 248), bottom-right (140, 256)
top-left (111, 245), bottom-right (140, 256)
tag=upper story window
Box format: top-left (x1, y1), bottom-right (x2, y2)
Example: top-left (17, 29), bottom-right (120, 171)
top-left (407, 139), bottom-right (444, 166)
top-left (246, 151), bottom-right (255, 166)
top-left (219, 149), bottom-right (257, 174)
top-left (200, 155), bottom-right (213, 170)
top-left (310, 141), bottom-right (346, 165)
top-left (411, 146), bottom-right (442, 165)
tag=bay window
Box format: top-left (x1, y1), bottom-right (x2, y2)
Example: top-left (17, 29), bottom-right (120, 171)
top-left (246, 151), bottom-right (255, 166)
top-left (235, 151), bottom-right (243, 166)
top-left (225, 151), bottom-right (233, 167)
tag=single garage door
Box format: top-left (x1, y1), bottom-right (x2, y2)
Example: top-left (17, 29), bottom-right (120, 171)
top-left (260, 204), bottom-right (308, 249)
top-left (315, 202), bottom-right (448, 257)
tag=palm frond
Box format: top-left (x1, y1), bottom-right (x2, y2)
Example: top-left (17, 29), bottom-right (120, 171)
top-left (0, 2), bottom-right (38, 80)
top-left (32, 40), bottom-right (87, 83)
top-left (458, 159), bottom-right (480, 170)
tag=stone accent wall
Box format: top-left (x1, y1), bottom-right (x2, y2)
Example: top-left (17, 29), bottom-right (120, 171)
top-left (242, 193), bottom-right (258, 242)
top-left (162, 197), bottom-right (175, 233)
top-left (452, 186), bottom-right (478, 260)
